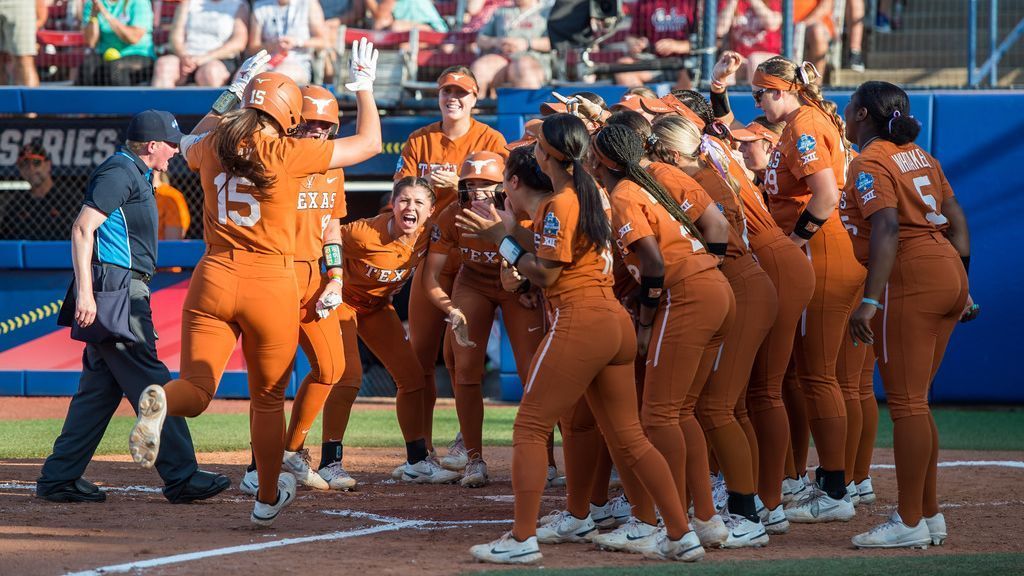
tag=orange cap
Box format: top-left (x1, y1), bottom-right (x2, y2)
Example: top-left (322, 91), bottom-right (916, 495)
top-left (438, 72), bottom-right (478, 95)
top-left (459, 151), bottom-right (505, 183)
top-left (640, 94), bottom-right (706, 131)
top-left (505, 118), bottom-right (544, 150)
top-left (731, 121), bottom-right (781, 145)
top-left (610, 94), bottom-right (644, 112)
top-left (540, 101), bottom-right (568, 115)
top-left (299, 85), bottom-right (340, 126)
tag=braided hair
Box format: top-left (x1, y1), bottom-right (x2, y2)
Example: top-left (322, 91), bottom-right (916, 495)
top-left (541, 113), bottom-right (612, 251)
top-left (595, 124), bottom-right (706, 248)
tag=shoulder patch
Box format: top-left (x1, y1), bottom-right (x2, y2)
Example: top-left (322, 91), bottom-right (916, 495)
top-left (430, 223), bottom-right (441, 242)
top-left (543, 212), bottom-right (560, 236)
top-left (796, 134), bottom-right (817, 153)
top-left (715, 202), bottom-right (725, 214)
top-left (395, 156), bottom-right (404, 173)
top-left (855, 171), bottom-right (874, 193)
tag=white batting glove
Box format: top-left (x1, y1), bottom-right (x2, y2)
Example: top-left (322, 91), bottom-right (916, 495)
top-left (315, 290), bottom-right (343, 319)
top-left (345, 37), bottom-right (379, 93)
top-left (228, 50), bottom-right (272, 99)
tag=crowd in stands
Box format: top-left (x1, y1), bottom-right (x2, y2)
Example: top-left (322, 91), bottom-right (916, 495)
top-left (1, 0), bottom-right (911, 90)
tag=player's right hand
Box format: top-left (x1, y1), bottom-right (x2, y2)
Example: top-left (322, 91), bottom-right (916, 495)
top-left (345, 37), bottom-right (379, 93)
top-left (500, 260), bottom-right (527, 293)
top-left (447, 308), bottom-right (476, 348)
top-left (713, 50), bottom-right (744, 84)
top-left (228, 49), bottom-right (271, 99)
top-left (75, 291), bottom-right (97, 328)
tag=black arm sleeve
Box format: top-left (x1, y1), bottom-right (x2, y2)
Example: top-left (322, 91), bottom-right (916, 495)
top-left (711, 89), bottom-right (732, 120)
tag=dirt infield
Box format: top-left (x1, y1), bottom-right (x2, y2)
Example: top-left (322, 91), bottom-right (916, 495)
top-left (3, 444), bottom-right (1023, 576)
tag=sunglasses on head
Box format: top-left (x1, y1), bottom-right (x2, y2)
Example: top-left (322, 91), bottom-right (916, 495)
top-left (753, 88), bottom-right (768, 105)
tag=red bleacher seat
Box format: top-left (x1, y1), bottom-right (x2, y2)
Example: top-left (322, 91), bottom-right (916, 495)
top-left (36, 29), bottom-right (88, 70)
top-left (435, 0), bottom-right (458, 17)
top-left (417, 49), bottom-right (475, 68)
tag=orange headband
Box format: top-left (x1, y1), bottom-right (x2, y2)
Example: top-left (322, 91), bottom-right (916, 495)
top-left (751, 69), bottom-right (797, 92)
top-left (592, 135), bottom-right (620, 171)
top-left (535, 126), bottom-right (567, 162)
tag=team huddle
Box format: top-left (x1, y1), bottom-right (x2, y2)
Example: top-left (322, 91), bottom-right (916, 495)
top-left (122, 41), bottom-right (978, 563)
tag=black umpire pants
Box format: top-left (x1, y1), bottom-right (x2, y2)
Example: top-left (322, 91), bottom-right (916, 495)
top-left (37, 279), bottom-right (199, 499)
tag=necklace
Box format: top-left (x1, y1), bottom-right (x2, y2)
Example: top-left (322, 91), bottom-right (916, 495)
top-left (860, 136), bottom-right (882, 150)
top-left (387, 219), bottom-right (417, 249)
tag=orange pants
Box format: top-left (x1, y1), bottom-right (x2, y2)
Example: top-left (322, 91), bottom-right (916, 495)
top-left (619, 268), bottom-right (734, 526)
top-left (747, 233), bottom-right (816, 507)
top-left (873, 242), bottom-right (967, 525)
top-left (407, 260), bottom-right (458, 450)
top-left (783, 359), bottom-right (810, 478)
top-left (838, 326), bottom-right (877, 484)
top-left (449, 275), bottom-right (544, 461)
top-left (322, 302), bottom-right (426, 445)
top-left (283, 260), bottom-right (346, 452)
top-left (164, 249), bottom-right (298, 504)
top-left (794, 224), bottom-right (865, 471)
top-left (511, 288), bottom-right (689, 541)
top-left (698, 254), bottom-right (777, 496)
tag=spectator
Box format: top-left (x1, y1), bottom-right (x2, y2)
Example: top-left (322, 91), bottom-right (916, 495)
top-left (0, 0), bottom-right (44, 86)
top-left (1, 140), bottom-right (77, 241)
top-left (794, 0), bottom-right (833, 77)
top-left (716, 0), bottom-right (781, 84)
top-left (367, 0), bottom-right (448, 32)
top-left (78, 0), bottom-right (156, 86)
top-left (152, 0), bottom-right (250, 88)
top-left (460, 0), bottom-right (511, 32)
top-left (250, 0), bottom-right (331, 85)
top-left (471, 0), bottom-right (551, 97)
top-left (547, 0), bottom-right (618, 51)
top-left (152, 171), bottom-right (191, 240)
top-left (846, 0), bottom-right (864, 71)
top-left (614, 0), bottom-right (698, 90)
top-left (322, 0), bottom-right (367, 27)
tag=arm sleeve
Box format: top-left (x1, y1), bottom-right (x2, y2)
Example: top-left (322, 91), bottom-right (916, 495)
top-left (84, 163), bottom-right (131, 215)
top-left (711, 88), bottom-right (732, 120)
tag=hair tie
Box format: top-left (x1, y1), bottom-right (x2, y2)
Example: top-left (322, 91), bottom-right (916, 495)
top-left (888, 110), bottom-right (901, 133)
top-left (796, 61), bottom-right (819, 86)
top-left (646, 134), bottom-right (659, 148)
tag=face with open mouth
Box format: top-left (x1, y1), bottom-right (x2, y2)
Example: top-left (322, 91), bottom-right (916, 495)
top-left (392, 184), bottom-right (435, 236)
top-left (463, 179), bottom-right (499, 203)
top-left (439, 86), bottom-right (476, 122)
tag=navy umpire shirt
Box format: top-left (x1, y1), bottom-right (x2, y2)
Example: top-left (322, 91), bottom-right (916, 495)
top-left (83, 147), bottom-right (159, 277)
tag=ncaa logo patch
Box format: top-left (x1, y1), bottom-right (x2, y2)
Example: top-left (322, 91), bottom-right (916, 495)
top-left (395, 157), bottom-right (404, 173)
top-left (796, 134), bottom-right (817, 153)
top-left (715, 202), bottom-right (725, 214)
top-left (855, 171), bottom-right (874, 192)
top-left (543, 212), bottom-right (560, 236)
top-left (430, 223), bottom-right (441, 242)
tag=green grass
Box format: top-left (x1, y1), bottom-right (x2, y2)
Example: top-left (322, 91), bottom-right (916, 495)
top-left (1, 405), bottom-right (1023, 459)
top-left (469, 553), bottom-right (1024, 576)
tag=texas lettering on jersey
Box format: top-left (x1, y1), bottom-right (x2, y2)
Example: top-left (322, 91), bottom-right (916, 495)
top-left (362, 264), bottom-right (414, 284)
top-left (417, 162), bottom-right (459, 177)
top-left (460, 246), bottom-right (499, 264)
top-left (297, 190), bottom-right (339, 210)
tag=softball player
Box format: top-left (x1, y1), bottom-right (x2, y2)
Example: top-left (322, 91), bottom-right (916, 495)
top-left (842, 81), bottom-right (975, 548)
top-left (422, 151), bottom-right (545, 487)
top-left (462, 114), bottom-right (703, 564)
top-left (318, 177), bottom-right (462, 485)
top-left (128, 39), bottom-right (383, 525)
top-left (395, 67), bottom-right (508, 461)
top-left (753, 56), bottom-right (866, 523)
top-left (838, 330), bottom-right (877, 505)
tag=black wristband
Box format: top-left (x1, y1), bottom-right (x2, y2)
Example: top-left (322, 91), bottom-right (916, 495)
top-left (708, 242), bottom-right (728, 257)
top-left (961, 255), bottom-right (970, 275)
top-left (711, 88), bottom-right (731, 119)
top-left (638, 275), bottom-right (664, 308)
top-left (793, 209), bottom-right (828, 240)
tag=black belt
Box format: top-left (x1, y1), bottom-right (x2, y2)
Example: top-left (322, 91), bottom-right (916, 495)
top-left (100, 263), bottom-right (152, 284)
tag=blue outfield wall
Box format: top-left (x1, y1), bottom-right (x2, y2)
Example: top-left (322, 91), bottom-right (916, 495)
top-left (0, 87), bottom-right (1020, 402)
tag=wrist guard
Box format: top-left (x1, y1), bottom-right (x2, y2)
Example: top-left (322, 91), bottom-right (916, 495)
top-left (639, 275), bottom-right (664, 308)
top-left (323, 243), bottom-right (342, 269)
top-left (793, 209), bottom-right (828, 240)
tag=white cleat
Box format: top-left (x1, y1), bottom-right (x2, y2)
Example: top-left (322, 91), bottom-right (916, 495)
top-left (536, 511), bottom-right (598, 544)
top-left (856, 477), bottom-right (877, 504)
top-left (711, 472), bottom-right (728, 512)
top-left (440, 432), bottom-right (468, 471)
top-left (538, 509), bottom-right (563, 527)
top-left (590, 494), bottom-right (631, 528)
top-left (460, 457), bottom-right (488, 488)
top-left (129, 384), bottom-right (167, 468)
top-left (721, 513), bottom-right (769, 548)
top-left (691, 514), bottom-right (728, 547)
top-left (785, 487), bottom-right (856, 523)
top-left (283, 449), bottom-right (330, 490)
top-left (643, 529), bottom-right (704, 562)
top-left (469, 532), bottom-right (542, 564)
top-left (924, 513), bottom-right (947, 546)
top-left (239, 469), bottom-right (259, 496)
top-left (756, 501), bottom-right (790, 534)
top-left (250, 473), bottom-right (297, 526)
top-left (546, 465), bottom-right (566, 488)
top-left (391, 464), bottom-right (405, 480)
top-left (847, 481), bottom-right (861, 506)
top-left (400, 458), bottom-right (462, 484)
top-left (852, 511), bottom-right (931, 549)
top-left (591, 517), bottom-right (660, 553)
top-left (318, 461), bottom-right (357, 491)
top-left (781, 474), bottom-right (811, 504)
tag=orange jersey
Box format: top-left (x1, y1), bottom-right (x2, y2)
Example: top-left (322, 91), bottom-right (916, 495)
top-left (645, 162), bottom-right (715, 222)
top-left (394, 119), bottom-right (508, 212)
top-left (691, 164), bottom-right (752, 260)
top-left (294, 168), bottom-right (348, 262)
top-left (154, 183), bottom-right (191, 240)
top-left (532, 185), bottom-right (614, 298)
top-left (764, 106), bottom-right (848, 234)
top-left (429, 202), bottom-right (502, 286)
top-left (704, 137), bottom-right (781, 240)
top-left (187, 131), bottom-right (333, 255)
top-left (340, 213), bottom-right (429, 314)
top-left (610, 179), bottom-right (718, 287)
top-left (840, 140), bottom-right (956, 266)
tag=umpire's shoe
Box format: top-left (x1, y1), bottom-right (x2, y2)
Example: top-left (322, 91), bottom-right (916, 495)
top-left (37, 478), bottom-right (106, 503)
top-left (165, 470), bottom-right (231, 504)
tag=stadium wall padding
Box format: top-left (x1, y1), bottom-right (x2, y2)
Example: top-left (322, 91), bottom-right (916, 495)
top-left (0, 88), bottom-right (1019, 403)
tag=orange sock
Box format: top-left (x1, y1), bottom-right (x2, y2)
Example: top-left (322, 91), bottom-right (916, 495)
top-left (680, 416), bottom-right (716, 520)
top-left (512, 440), bottom-right (549, 540)
top-left (164, 378), bottom-right (213, 418)
top-left (454, 382), bottom-right (484, 460)
top-left (844, 398), bottom-right (863, 484)
top-left (808, 415), bottom-right (847, 472)
top-left (614, 458), bottom-right (658, 526)
top-left (894, 413), bottom-right (932, 525)
top-left (286, 378), bottom-right (333, 452)
top-left (632, 447), bottom-right (690, 538)
top-left (751, 406), bottom-right (790, 508)
top-left (589, 440), bottom-right (614, 504)
top-left (560, 400), bottom-right (600, 519)
top-left (738, 409), bottom-right (759, 484)
top-left (706, 423), bottom-right (756, 494)
top-left (922, 413), bottom-right (940, 518)
top-left (855, 397), bottom-right (878, 481)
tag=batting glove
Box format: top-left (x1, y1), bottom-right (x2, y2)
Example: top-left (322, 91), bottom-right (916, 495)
top-left (315, 291), bottom-right (343, 319)
top-left (345, 37), bottom-right (379, 93)
top-left (227, 50), bottom-right (272, 100)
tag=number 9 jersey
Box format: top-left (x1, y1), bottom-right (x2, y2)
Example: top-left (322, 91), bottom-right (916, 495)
top-left (185, 130), bottom-right (334, 255)
top-left (839, 139), bottom-right (954, 265)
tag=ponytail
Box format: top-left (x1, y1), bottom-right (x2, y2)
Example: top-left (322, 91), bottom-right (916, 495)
top-left (757, 56), bottom-right (851, 151)
top-left (853, 80), bottom-right (921, 146)
top-left (214, 107), bottom-right (276, 193)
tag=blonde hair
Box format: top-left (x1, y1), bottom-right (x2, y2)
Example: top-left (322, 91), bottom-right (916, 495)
top-left (757, 56), bottom-right (850, 150)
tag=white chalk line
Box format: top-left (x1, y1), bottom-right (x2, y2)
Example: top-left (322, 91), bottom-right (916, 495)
top-left (322, 509), bottom-right (511, 526)
top-left (869, 460), bottom-right (1024, 470)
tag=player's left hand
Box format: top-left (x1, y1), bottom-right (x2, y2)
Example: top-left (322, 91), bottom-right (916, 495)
top-left (315, 282), bottom-right (343, 319)
top-left (500, 259), bottom-right (527, 293)
top-left (345, 37), bottom-right (379, 93)
top-left (849, 302), bottom-right (877, 345)
top-left (960, 293), bottom-right (980, 323)
top-left (447, 308), bottom-right (476, 348)
top-left (636, 324), bottom-right (653, 357)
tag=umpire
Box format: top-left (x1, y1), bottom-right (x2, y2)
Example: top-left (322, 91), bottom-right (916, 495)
top-left (37, 110), bottom-right (229, 504)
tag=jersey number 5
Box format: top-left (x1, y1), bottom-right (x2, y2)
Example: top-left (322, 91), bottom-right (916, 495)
top-left (214, 173), bottom-right (261, 227)
top-left (912, 176), bottom-right (948, 227)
